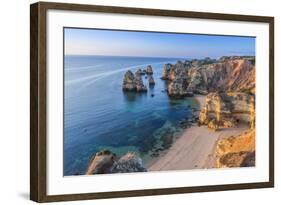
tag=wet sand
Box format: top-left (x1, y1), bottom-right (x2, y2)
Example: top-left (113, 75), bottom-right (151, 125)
top-left (148, 95), bottom-right (248, 171)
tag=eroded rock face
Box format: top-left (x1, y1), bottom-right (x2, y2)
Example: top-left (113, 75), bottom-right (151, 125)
top-left (162, 61), bottom-right (191, 81)
top-left (148, 75), bottom-right (155, 85)
top-left (111, 152), bottom-right (147, 173)
top-left (146, 65), bottom-right (153, 75)
top-left (199, 92), bottom-right (255, 130)
top-left (86, 150), bottom-right (116, 174)
top-left (200, 59), bottom-right (255, 93)
top-left (218, 151), bottom-right (255, 168)
top-left (86, 151), bottom-right (147, 175)
top-left (161, 63), bottom-right (173, 80)
top-left (122, 70), bottom-right (135, 91)
top-left (161, 57), bottom-right (255, 98)
top-left (167, 72), bottom-right (193, 98)
top-left (216, 130), bottom-right (255, 168)
top-left (135, 68), bottom-right (145, 76)
top-left (122, 70), bottom-right (147, 92)
top-left (135, 73), bottom-right (147, 92)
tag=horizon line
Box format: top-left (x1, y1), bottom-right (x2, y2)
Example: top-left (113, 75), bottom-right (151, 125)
top-left (64, 54), bottom-right (255, 60)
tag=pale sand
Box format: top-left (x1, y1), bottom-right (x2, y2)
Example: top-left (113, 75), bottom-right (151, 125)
top-left (148, 95), bottom-right (249, 171)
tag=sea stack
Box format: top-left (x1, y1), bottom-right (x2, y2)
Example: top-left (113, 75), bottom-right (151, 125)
top-left (135, 73), bottom-right (147, 92)
top-left (122, 70), bottom-right (136, 91)
top-left (146, 65), bottom-right (153, 75)
top-left (161, 63), bottom-right (173, 80)
top-left (135, 68), bottom-right (145, 75)
top-left (148, 75), bottom-right (155, 85)
top-left (122, 70), bottom-right (147, 92)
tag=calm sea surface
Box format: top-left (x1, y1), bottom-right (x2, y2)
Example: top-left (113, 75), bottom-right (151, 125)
top-left (64, 55), bottom-right (198, 176)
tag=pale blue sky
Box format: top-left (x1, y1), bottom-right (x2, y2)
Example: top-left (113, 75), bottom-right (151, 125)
top-left (64, 28), bottom-right (255, 59)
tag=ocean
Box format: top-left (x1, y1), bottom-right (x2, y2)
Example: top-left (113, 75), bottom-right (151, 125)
top-left (64, 55), bottom-right (198, 176)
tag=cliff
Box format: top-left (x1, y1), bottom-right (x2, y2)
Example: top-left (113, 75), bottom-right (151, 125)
top-left (86, 150), bottom-right (147, 174)
top-left (198, 92), bottom-right (255, 130)
top-left (215, 130), bottom-right (255, 168)
top-left (161, 56), bottom-right (255, 98)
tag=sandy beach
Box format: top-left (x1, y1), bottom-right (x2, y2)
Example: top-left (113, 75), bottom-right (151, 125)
top-left (148, 95), bottom-right (249, 171)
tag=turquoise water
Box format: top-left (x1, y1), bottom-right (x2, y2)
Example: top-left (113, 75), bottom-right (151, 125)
top-left (64, 55), bottom-right (197, 176)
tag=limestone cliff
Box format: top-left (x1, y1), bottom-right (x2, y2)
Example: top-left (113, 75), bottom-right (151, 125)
top-left (161, 56), bottom-right (255, 98)
top-left (215, 130), bottom-right (255, 168)
top-left (199, 92), bottom-right (255, 130)
top-left (122, 70), bottom-right (147, 92)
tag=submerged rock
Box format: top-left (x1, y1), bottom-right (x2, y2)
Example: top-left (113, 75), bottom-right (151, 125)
top-left (86, 151), bottom-right (147, 175)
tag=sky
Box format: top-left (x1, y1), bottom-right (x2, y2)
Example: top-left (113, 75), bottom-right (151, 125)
top-left (64, 28), bottom-right (255, 59)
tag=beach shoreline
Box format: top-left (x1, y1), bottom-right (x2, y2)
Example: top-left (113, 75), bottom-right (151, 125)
top-left (147, 95), bottom-right (249, 171)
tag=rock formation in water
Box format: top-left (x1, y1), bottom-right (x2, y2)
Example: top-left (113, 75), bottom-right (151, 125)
top-left (86, 150), bottom-right (147, 175)
top-left (199, 92), bottom-right (255, 130)
top-left (167, 72), bottom-right (193, 98)
top-left (135, 72), bottom-right (147, 92)
top-left (122, 70), bottom-right (147, 92)
top-left (161, 60), bottom-right (191, 81)
top-left (146, 65), bottom-right (153, 75)
top-left (148, 75), bottom-right (155, 85)
top-left (215, 130), bottom-right (255, 168)
top-left (122, 70), bottom-right (136, 91)
top-left (135, 68), bottom-right (145, 76)
top-left (86, 150), bottom-right (116, 174)
top-left (161, 56), bottom-right (255, 98)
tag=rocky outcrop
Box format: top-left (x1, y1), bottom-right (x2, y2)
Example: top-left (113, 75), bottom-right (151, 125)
top-left (146, 65), bottom-right (153, 75)
top-left (111, 152), bottom-right (147, 173)
top-left (86, 150), bottom-right (116, 174)
top-left (86, 150), bottom-right (147, 175)
top-left (148, 75), bottom-right (155, 85)
top-left (215, 130), bottom-right (255, 168)
top-left (122, 70), bottom-right (135, 91)
top-left (161, 60), bottom-right (191, 81)
top-left (199, 92), bottom-right (255, 130)
top-left (199, 58), bottom-right (255, 93)
top-left (161, 63), bottom-right (173, 80)
top-left (167, 73), bottom-right (193, 98)
top-left (122, 70), bottom-right (147, 92)
top-left (135, 73), bottom-right (147, 92)
top-left (135, 68), bottom-right (145, 76)
top-left (161, 56), bottom-right (255, 98)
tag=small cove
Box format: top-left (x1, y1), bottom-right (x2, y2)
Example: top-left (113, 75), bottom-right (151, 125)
top-left (64, 55), bottom-right (199, 176)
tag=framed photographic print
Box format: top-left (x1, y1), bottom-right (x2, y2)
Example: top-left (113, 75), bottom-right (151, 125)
top-left (30, 1), bottom-right (274, 202)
